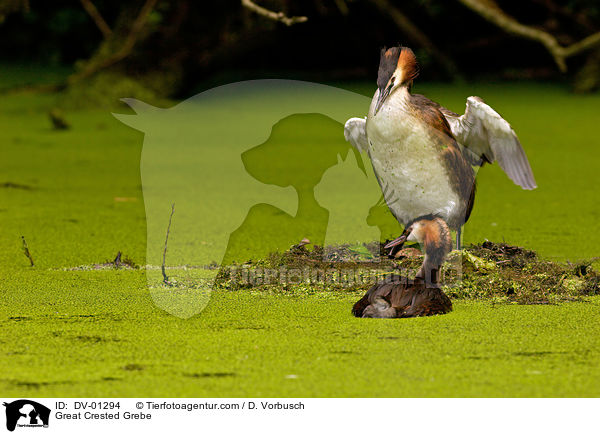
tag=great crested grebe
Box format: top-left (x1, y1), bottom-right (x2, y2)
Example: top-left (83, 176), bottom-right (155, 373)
top-left (344, 46), bottom-right (537, 250)
top-left (352, 216), bottom-right (453, 318)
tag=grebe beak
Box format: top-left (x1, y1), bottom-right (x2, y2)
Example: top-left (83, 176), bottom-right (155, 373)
top-left (384, 233), bottom-right (407, 249)
top-left (374, 84), bottom-right (392, 115)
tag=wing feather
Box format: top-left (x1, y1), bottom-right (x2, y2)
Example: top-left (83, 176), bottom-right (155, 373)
top-left (445, 96), bottom-right (537, 190)
top-left (344, 117), bottom-right (369, 153)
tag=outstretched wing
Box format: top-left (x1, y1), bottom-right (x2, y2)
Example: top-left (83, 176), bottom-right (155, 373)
top-left (344, 117), bottom-right (369, 153)
top-left (443, 96), bottom-right (537, 190)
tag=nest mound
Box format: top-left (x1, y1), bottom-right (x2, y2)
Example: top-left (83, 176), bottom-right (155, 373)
top-left (216, 241), bottom-right (599, 304)
top-left (447, 241), bottom-right (599, 304)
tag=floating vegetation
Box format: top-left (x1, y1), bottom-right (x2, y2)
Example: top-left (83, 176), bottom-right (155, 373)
top-left (216, 241), bottom-right (599, 304)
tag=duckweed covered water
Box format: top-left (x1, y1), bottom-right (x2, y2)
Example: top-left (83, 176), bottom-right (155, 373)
top-left (1, 76), bottom-right (599, 396)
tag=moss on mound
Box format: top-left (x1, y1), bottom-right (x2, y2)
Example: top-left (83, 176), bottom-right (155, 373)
top-left (216, 241), bottom-right (599, 304)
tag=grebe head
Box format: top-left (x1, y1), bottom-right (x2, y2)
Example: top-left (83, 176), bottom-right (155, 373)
top-left (406, 217), bottom-right (452, 254)
top-left (374, 46), bottom-right (419, 115)
top-left (385, 216), bottom-right (451, 256)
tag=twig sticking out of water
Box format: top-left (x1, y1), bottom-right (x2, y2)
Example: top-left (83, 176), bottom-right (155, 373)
top-left (49, 108), bottom-right (70, 130)
top-left (162, 203), bottom-right (175, 285)
top-left (21, 236), bottom-right (34, 267)
top-left (113, 251), bottom-right (122, 267)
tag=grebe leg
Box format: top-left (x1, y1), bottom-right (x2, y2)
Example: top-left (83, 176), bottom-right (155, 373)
top-left (456, 227), bottom-right (462, 250)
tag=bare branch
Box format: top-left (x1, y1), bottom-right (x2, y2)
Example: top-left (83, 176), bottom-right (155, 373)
top-left (457, 0), bottom-right (600, 72)
top-left (162, 203), bottom-right (175, 285)
top-left (529, 0), bottom-right (597, 33)
top-left (574, 48), bottom-right (600, 93)
top-left (333, 0), bottom-right (349, 16)
top-left (68, 0), bottom-right (158, 84)
top-left (0, 0), bottom-right (29, 16)
top-left (241, 0), bottom-right (307, 26)
top-left (79, 0), bottom-right (112, 39)
top-left (368, 0), bottom-right (463, 81)
top-left (21, 235), bottom-right (34, 267)
top-left (563, 32), bottom-right (600, 58)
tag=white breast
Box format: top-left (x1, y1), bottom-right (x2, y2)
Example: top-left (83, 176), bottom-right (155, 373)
top-left (365, 89), bottom-right (463, 227)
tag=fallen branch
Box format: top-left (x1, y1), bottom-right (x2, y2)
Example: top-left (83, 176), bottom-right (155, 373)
top-left (21, 236), bottom-right (34, 267)
top-left (241, 0), bottom-right (307, 26)
top-left (162, 203), bottom-right (175, 285)
top-left (457, 0), bottom-right (600, 72)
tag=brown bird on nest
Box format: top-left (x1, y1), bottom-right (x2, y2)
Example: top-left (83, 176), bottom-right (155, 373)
top-left (352, 216), bottom-right (453, 318)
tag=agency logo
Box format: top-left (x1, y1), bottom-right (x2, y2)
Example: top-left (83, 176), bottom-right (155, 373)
top-left (114, 80), bottom-right (384, 318)
top-left (113, 79), bottom-right (466, 318)
top-left (3, 400), bottom-right (50, 432)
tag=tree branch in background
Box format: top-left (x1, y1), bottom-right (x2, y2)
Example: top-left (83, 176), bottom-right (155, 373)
top-left (368, 0), bottom-right (464, 82)
top-left (573, 48), bottom-right (600, 93)
top-left (457, 0), bottom-right (600, 72)
top-left (79, 0), bottom-right (112, 39)
top-left (0, 0), bottom-right (29, 15)
top-left (0, 0), bottom-right (28, 24)
top-left (241, 0), bottom-right (307, 26)
top-left (529, 0), bottom-right (597, 33)
top-left (68, 0), bottom-right (159, 84)
top-left (333, 0), bottom-right (349, 16)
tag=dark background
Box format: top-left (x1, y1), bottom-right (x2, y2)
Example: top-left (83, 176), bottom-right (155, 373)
top-left (0, 0), bottom-right (599, 97)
